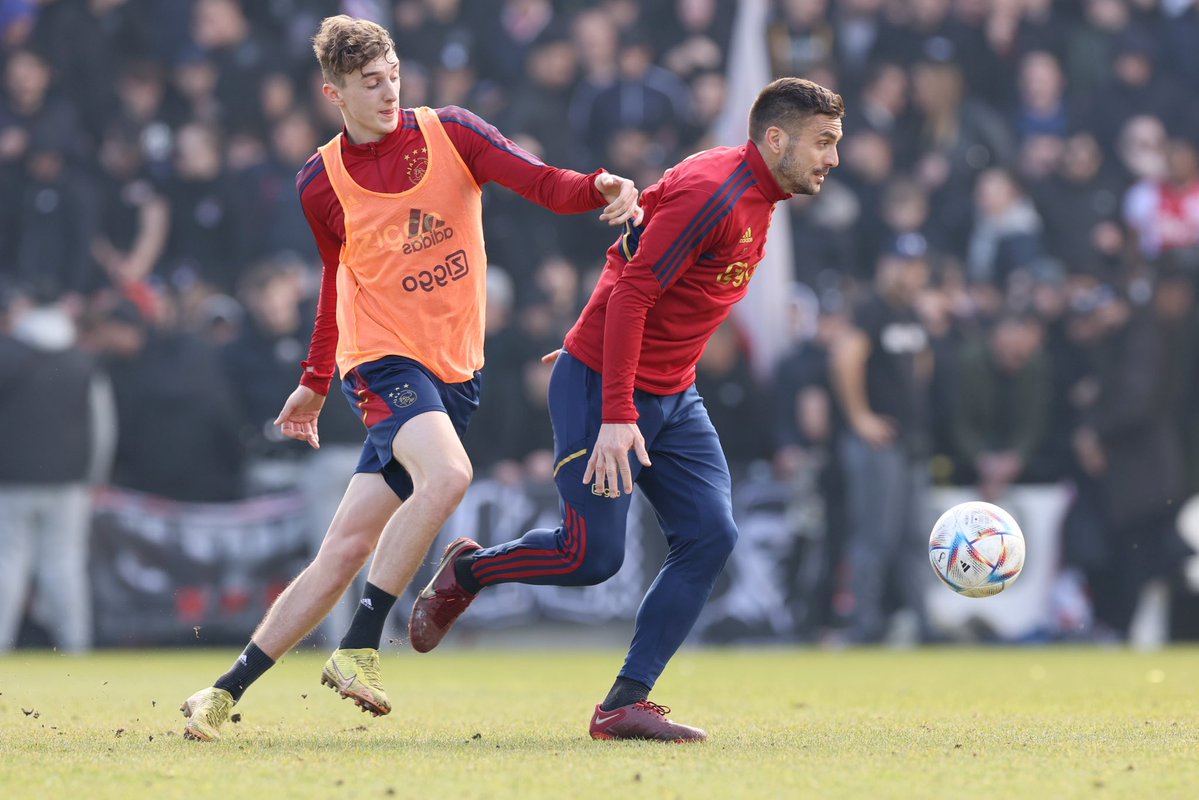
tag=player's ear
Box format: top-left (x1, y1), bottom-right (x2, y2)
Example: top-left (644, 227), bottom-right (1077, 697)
top-left (764, 125), bottom-right (787, 156)
top-left (322, 82), bottom-right (343, 107)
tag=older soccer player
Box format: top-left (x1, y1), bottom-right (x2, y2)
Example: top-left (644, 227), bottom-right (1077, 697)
top-left (410, 77), bottom-right (844, 741)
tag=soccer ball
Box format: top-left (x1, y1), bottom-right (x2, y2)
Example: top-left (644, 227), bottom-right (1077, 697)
top-left (928, 501), bottom-right (1025, 598)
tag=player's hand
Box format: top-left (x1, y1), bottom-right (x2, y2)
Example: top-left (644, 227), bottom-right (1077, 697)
top-left (851, 411), bottom-right (896, 449)
top-left (583, 422), bottom-right (652, 498)
top-left (274, 384), bottom-right (326, 449)
top-left (594, 172), bottom-right (640, 226)
top-left (541, 348), bottom-right (562, 365)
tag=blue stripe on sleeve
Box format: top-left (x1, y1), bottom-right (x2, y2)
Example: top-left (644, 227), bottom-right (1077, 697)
top-left (649, 163), bottom-right (750, 281)
top-left (438, 105), bottom-right (544, 166)
top-left (297, 158), bottom-right (326, 198)
top-left (650, 164), bottom-right (753, 285)
top-left (657, 175), bottom-right (756, 287)
top-left (294, 152), bottom-right (322, 192)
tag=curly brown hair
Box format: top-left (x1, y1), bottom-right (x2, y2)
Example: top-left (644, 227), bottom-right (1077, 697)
top-left (312, 15), bottom-right (396, 86)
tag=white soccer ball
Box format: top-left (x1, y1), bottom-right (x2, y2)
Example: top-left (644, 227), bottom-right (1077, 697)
top-left (928, 501), bottom-right (1025, 598)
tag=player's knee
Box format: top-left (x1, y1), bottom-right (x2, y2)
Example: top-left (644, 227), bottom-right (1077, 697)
top-left (574, 546), bottom-right (625, 585)
top-left (319, 531), bottom-right (375, 576)
top-left (697, 513), bottom-right (739, 562)
top-left (712, 520), bottom-right (739, 560)
top-left (416, 460), bottom-right (473, 509)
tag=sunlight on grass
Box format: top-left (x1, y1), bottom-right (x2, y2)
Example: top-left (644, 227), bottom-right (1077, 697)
top-left (2, 647), bottom-right (1197, 799)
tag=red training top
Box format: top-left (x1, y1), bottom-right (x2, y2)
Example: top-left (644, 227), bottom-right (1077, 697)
top-left (297, 105), bottom-right (606, 395)
top-left (563, 140), bottom-right (790, 423)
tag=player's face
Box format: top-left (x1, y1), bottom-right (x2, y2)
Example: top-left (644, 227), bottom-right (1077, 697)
top-left (776, 115), bottom-right (842, 195)
top-left (324, 51), bottom-right (401, 143)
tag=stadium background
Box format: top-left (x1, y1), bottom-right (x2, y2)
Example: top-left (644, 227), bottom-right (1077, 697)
top-left (2, 0), bottom-right (1199, 652)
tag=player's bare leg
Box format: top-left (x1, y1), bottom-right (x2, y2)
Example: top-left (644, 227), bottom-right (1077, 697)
top-left (323, 412), bottom-right (472, 712)
top-left (254, 474), bottom-right (401, 655)
top-left (368, 411), bottom-right (472, 598)
top-left (182, 474), bottom-right (399, 738)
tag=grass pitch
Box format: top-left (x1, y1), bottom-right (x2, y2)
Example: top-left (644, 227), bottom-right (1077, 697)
top-left (1, 646), bottom-right (1197, 799)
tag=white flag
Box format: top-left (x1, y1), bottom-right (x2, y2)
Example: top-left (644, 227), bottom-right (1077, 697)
top-left (714, 0), bottom-right (794, 380)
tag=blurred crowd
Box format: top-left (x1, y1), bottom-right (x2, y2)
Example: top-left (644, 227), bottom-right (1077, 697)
top-left (2, 0), bottom-right (1199, 649)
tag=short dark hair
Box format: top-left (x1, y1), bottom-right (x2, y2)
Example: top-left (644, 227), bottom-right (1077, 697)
top-left (748, 78), bottom-right (844, 141)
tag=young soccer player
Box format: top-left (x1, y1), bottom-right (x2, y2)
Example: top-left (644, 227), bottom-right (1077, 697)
top-left (180, 15), bottom-right (639, 741)
top-left (409, 77), bottom-right (844, 742)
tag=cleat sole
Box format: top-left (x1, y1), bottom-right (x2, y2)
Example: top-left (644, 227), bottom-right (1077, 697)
top-left (321, 672), bottom-right (388, 716)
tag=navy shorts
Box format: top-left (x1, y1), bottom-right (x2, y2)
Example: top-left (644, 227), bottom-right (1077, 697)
top-left (340, 355), bottom-right (481, 499)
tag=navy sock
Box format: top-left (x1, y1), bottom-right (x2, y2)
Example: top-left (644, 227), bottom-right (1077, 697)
top-left (454, 554), bottom-right (482, 595)
top-left (213, 642), bottom-right (275, 702)
top-left (338, 582), bottom-right (398, 650)
top-left (601, 676), bottom-right (651, 711)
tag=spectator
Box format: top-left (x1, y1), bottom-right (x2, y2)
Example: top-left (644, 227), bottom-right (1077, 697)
top-left (471, 0), bottom-right (556, 89)
top-left (571, 30), bottom-right (690, 164)
top-left (653, 0), bottom-right (731, 81)
top-left (90, 123), bottom-right (170, 293)
top-left (843, 61), bottom-right (912, 148)
top-left (1124, 136), bottom-right (1199, 260)
top-left (221, 257), bottom-right (310, 491)
top-left (831, 249), bottom-right (934, 644)
top-left (1083, 27), bottom-right (1190, 153)
top-left (1064, 0), bottom-right (1129, 103)
top-left (909, 57), bottom-right (1015, 252)
top-left (768, 0), bottom-right (836, 80)
top-left (0, 287), bottom-right (113, 653)
top-left (967, 167), bottom-right (1044, 286)
top-left (13, 136), bottom-right (96, 303)
top-left (86, 296), bottom-right (244, 502)
top-left (1071, 281), bottom-right (1188, 639)
top-left (503, 26), bottom-right (583, 168)
top-left (190, 0), bottom-right (277, 129)
top-left (1031, 132), bottom-right (1126, 277)
top-left (0, 48), bottom-right (81, 270)
top-left (951, 312), bottom-right (1052, 499)
top-left (110, 60), bottom-right (174, 179)
top-left (772, 285), bottom-right (849, 635)
top-left (1014, 50), bottom-right (1070, 143)
top-left (161, 121), bottom-right (238, 292)
top-left (829, 0), bottom-right (885, 94)
top-left (695, 320), bottom-right (773, 474)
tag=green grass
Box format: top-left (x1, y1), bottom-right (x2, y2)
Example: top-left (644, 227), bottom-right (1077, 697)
top-left (2, 647), bottom-right (1197, 799)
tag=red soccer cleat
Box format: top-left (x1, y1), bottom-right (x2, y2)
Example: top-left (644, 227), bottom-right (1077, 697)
top-left (408, 537), bottom-right (481, 653)
top-left (588, 700), bottom-right (708, 742)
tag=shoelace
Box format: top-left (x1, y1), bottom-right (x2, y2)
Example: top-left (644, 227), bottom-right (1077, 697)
top-left (357, 654), bottom-right (383, 687)
top-left (633, 700), bottom-right (670, 716)
top-left (202, 691), bottom-right (234, 722)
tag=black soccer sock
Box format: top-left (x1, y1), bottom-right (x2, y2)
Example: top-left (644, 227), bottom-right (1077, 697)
top-left (338, 582), bottom-right (398, 650)
top-left (600, 676), bottom-right (651, 711)
top-left (213, 642), bottom-right (275, 702)
top-left (454, 554), bottom-right (482, 595)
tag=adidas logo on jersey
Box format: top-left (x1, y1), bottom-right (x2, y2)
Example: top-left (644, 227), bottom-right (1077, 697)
top-left (403, 208), bottom-right (455, 254)
top-left (739, 227), bottom-right (753, 244)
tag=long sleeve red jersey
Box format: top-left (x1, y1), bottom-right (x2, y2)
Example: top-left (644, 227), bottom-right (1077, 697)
top-left (563, 140), bottom-right (791, 423)
top-left (296, 105), bottom-right (606, 395)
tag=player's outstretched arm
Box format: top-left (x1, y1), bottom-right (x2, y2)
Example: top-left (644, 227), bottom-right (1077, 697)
top-left (274, 384), bottom-right (326, 450)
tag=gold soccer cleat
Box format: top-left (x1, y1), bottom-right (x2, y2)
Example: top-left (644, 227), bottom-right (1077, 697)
top-left (180, 686), bottom-right (235, 742)
top-left (320, 648), bottom-right (392, 716)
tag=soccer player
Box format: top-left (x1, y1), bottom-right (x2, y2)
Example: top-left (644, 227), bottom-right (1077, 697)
top-left (179, 15), bottom-right (640, 741)
top-left (409, 78), bottom-right (844, 741)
